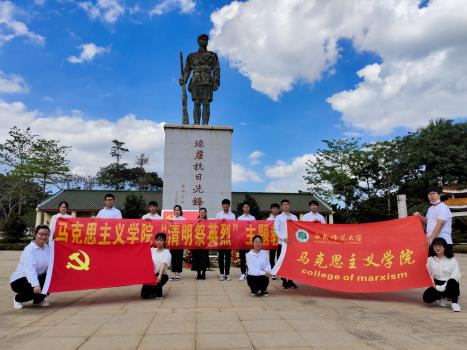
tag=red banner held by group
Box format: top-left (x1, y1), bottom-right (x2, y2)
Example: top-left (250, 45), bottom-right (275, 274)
top-left (274, 216), bottom-right (432, 293)
top-left (53, 218), bottom-right (278, 250)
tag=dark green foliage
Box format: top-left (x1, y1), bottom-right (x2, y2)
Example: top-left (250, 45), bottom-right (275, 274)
top-left (122, 194), bottom-right (147, 219)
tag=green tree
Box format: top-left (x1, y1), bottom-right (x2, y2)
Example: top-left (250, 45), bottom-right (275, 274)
top-left (236, 193), bottom-right (261, 219)
top-left (122, 194), bottom-right (147, 219)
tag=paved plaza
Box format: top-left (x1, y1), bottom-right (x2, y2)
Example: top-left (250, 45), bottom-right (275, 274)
top-left (1, 251), bottom-right (467, 350)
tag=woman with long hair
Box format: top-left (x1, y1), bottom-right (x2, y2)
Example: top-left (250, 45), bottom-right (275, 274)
top-left (192, 207), bottom-right (210, 280)
top-left (170, 205), bottom-right (185, 280)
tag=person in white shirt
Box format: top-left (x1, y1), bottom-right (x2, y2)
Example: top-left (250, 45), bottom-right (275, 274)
top-left (215, 199), bottom-right (236, 281)
top-left (10, 225), bottom-right (51, 309)
top-left (423, 237), bottom-right (461, 312)
top-left (246, 235), bottom-right (272, 296)
top-left (141, 232), bottom-right (172, 299)
top-left (49, 200), bottom-right (72, 243)
top-left (267, 203), bottom-right (280, 279)
top-left (274, 199), bottom-right (298, 289)
top-left (95, 193), bottom-right (123, 219)
top-left (170, 204), bottom-right (185, 280)
top-left (192, 207), bottom-right (210, 280)
top-left (302, 200), bottom-right (326, 224)
top-left (237, 202), bottom-right (256, 281)
top-left (414, 186), bottom-right (453, 249)
top-left (142, 201), bottom-right (162, 220)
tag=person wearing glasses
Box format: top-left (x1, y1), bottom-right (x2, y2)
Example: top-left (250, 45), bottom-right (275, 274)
top-left (10, 225), bottom-right (51, 309)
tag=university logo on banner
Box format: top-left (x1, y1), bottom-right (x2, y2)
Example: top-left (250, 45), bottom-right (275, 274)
top-left (274, 216), bottom-right (432, 293)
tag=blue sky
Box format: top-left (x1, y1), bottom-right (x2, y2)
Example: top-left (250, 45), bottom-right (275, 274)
top-left (1, 0), bottom-right (466, 193)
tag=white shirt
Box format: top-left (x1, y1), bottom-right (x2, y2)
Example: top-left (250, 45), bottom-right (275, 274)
top-left (10, 242), bottom-right (50, 287)
top-left (267, 215), bottom-right (278, 221)
top-left (172, 215), bottom-right (185, 221)
top-left (215, 211), bottom-right (236, 220)
top-left (426, 256), bottom-right (461, 282)
top-left (96, 207), bottom-right (122, 219)
top-left (246, 250), bottom-right (271, 276)
top-left (274, 212), bottom-right (298, 242)
top-left (302, 212), bottom-right (326, 224)
top-left (142, 213), bottom-right (162, 220)
top-left (151, 248), bottom-right (172, 275)
top-left (49, 213), bottom-right (72, 241)
top-left (426, 202), bottom-right (453, 244)
top-left (238, 214), bottom-right (256, 221)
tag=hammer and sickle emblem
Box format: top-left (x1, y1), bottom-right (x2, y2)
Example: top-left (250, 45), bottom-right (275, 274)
top-left (66, 250), bottom-right (90, 271)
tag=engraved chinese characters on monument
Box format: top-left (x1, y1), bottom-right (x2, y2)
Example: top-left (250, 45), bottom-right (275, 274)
top-left (179, 34), bottom-right (220, 125)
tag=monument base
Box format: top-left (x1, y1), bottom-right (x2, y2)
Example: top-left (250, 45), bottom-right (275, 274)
top-left (162, 124), bottom-right (233, 217)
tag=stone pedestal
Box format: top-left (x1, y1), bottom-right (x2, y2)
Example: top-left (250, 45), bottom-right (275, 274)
top-left (163, 124), bottom-right (233, 217)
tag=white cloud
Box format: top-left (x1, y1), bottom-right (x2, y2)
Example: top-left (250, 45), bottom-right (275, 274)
top-left (150, 0), bottom-right (196, 16)
top-left (0, 71), bottom-right (29, 94)
top-left (232, 162), bottom-right (262, 183)
top-left (0, 1), bottom-right (45, 46)
top-left (248, 150), bottom-right (264, 165)
top-left (0, 98), bottom-right (165, 176)
top-left (34, 0), bottom-right (46, 5)
top-left (79, 0), bottom-right (125, 24)
top-left (67, 43), bottom-right (110, 64)
top-left (264, 154), bottom-right (315, 192)
top-left (210, 0), bottom-right (467, 134)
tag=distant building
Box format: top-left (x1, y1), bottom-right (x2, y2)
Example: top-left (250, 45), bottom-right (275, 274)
top-left (36, 190), bottom-right (333, 226)
top-left (443, 185), bottom-right (467, 219)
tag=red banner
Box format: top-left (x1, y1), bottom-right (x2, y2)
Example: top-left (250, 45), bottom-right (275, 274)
top-left (274, 216), bottom-right (432, 293)
top-left (53, 218), bottom-right (278, 249)
top-left (46, 241), bottom-right (155, 293)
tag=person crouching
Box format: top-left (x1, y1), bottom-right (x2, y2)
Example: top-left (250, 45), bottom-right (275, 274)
top-left (246, 235), bottom-right (272, 296)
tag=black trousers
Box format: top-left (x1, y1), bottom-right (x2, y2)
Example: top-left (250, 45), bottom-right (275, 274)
top-left (269, 249), bottom-right (277, 269)
top-left (10, 274), bottom-right (47, 304)
top-left (277, 244), bottom-right (295, 286)
top-left (141, 273), bottom-right (169, 298)
top-left (170, 249), bottom-right (183, 273)
top-left (247, 275), bottom-right (269, 294)
top-left (239, 249), bottom-right (248, 274)
top-left (423, 278), bottom-right (460, 304)
top-left (218, 250), bottom-right (231, 275)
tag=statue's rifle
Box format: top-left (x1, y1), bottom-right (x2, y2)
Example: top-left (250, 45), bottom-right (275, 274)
top-left (180, 52), bottom-right (189, 124)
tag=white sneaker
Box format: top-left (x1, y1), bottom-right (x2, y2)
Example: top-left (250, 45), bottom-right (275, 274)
top-left (219, 275), bottom-right (225, 281)
top-left (239, 274), bottom-right (246, 281)
top-left (34, 299), bottom-right (50, 307)
top-left (452, 303), bottom-right (461, 312)
top-left (13, 297), bottom-right (23, 310)
top-left (225, 275), bottom-right (232, 281)
top-left (436, 298), bottom-right (448, 307)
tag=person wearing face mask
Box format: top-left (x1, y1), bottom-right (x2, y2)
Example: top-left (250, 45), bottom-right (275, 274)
top-left (10, 225), bottom-right (51, 309)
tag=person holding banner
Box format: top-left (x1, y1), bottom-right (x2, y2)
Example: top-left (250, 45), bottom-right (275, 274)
top-left (267, 203), bottom-right (280, 279)
top-left (142, 201), bottom-right (162, 220)
top-left (302, 200), bottom-right (326, 223)
top-left (274, 199), bottom-right (298, 289)
top-left (414, 186), bottom-right (453, 250)
top-left (192, 207), bottom-right (210, 280)
top-left (95, 193), bottom-right (122, 219)
top-left (49, 201), bottom-right (72, 242)
top-left (170, 205), bottom-right (185, 281)
top-left (10, 225), bottom-right (51, 309)
top-left (423, 237), bottom-right (461, 312)
top-left (141, 232), bottom-right (171, 299)
top-left (216, 199), bottom-right (236, 281)
top-left (246, 235), bottom-right (272, 296)
top-left (237, 202), bottom-right (256, 281)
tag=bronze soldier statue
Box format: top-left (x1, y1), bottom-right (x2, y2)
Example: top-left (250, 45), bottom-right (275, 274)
top-left (179, 34), bottom-right (220, 125)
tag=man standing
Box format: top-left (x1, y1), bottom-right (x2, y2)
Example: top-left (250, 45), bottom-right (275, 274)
top-left (414, 186), bottom-right (453, 248)
top-left (179, 34), bottom-right (220, 125)
top-left (237, 202), bottom-right (256, 281)
top-left (142, 201), bottom-right (162, 220)
top-left (302, 200), bottom-right (326, 223)
top-left (216, 199), bottom-right (236, 281)
top-left (267, 203), bottom-right (280, 279)
top-left (274, 199), bottom-right (298, 289)
top-left (96, 193), bottom-right (122, 219)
